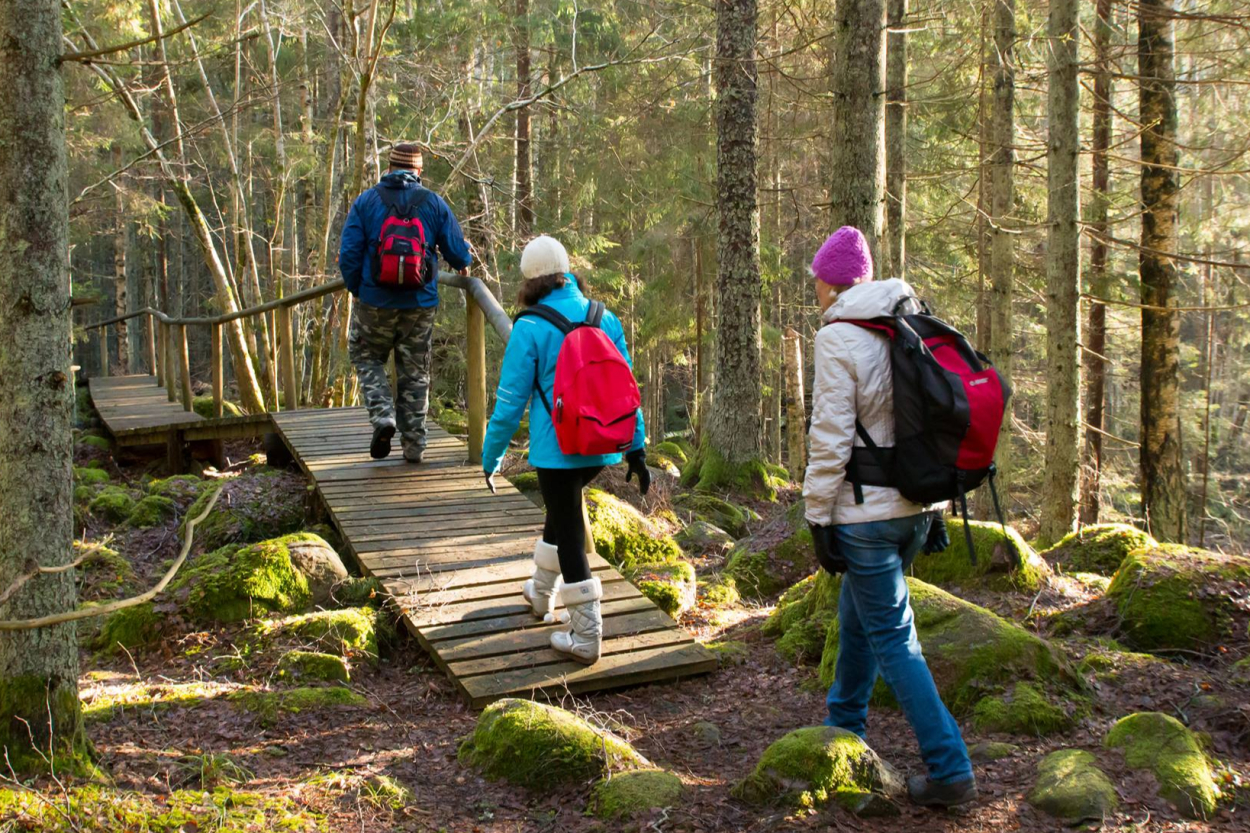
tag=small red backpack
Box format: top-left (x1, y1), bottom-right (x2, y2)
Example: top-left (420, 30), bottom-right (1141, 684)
top-left (516, 300), bottom-right (641, 456)
top-left (374, 186), bottom-right (432, 288)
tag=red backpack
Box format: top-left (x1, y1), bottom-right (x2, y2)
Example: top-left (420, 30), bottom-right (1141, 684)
top-left (516, 300), bottom-right (642, 456)
top-left (374, 186), bottom-right (433, 288)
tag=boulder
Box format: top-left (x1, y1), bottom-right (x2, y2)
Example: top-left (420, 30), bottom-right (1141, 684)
top-left (147, 474), bottom-right (210, 504)
top-left (723, 503), bottom-right (814, 599)
top-left (88, 486), bottom-right (137, 523)
top-left (263, 607), bottom-right (388, 660)
top-left (1106, 544), bottom-right (1250, 653)
top-left (281, 534), bottom-right (350, 606)
top-left (586, 488), bottom-right (684, 572)
top-left (589, 769), bottom-right (684, 820)
top-left (672, 494), bottom-right (754, 538)
top-left (1105, 712), bottom-right (1219, 819)
top-left (763, 573), bottom-right (840, 664)
top-left (1041, 523), bottom-right (1156, 576)
top-left (676, 521), bottom-right (736, 553)
top-left (732, 726), bottom-right (904, 816)
top-left (182, 467), bottom-right (307, 551)
top-left (277, 650), bottom-right (351, 682)
top-left (176, 535), bottom-right (316, 622)
top-left (909, 519), bottom-right (1049, 592)
top-left (699, 577), bottom-right (741, 609)
top-left (127, 495), bottom-right (176, 529)
top-left (653, 441), bottom-right (689, 464)
top-left (691, 721), bottom-right (722, 745)
top-left (94, 603), bottom-right (161, 653)
top-left (971, 681), bottom-right (1077, 736)
top-left (968, 741), bottom-right (1019, 763)
top-left (458, 699), bottom-right (646, 792)
top-left (73, 466), bottom-right (110, 488)
top-left (635, 562), bottom-right (696, 617)
top-left (817, 578), bottom-right (1083, 716)
top-left (1026, 749), bottom-right (1119, 824)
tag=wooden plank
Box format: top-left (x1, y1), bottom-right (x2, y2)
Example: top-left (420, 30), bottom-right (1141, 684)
top-left (413, 596), bottom-right (657, 643)
top-left (402, 577), bottom-right (638, 629)
top-left (380, 553), bottom-right (612, 595)
top-left (438, 608), bottom-right (676, 664)
top-left (449, 628), bottom-right (694, 677)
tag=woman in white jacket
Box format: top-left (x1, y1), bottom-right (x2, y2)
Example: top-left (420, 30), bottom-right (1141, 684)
top-left (802, 227), bottom-right (976, 808)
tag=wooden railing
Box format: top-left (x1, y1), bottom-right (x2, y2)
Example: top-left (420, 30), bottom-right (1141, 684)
top-left (81, 272), bottom-right (512, 463)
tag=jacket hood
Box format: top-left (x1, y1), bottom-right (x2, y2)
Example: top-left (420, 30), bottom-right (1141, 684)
top-left (822, 278), bottom-right (920, 323)
top-left (379, 170), bottom-right (420, 188)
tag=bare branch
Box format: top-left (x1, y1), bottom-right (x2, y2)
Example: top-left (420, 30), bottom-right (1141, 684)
top-left (60, 10), bottom-right (211, 63)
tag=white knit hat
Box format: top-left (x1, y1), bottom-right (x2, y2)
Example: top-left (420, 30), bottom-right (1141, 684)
top-left (520, 235), bottom-right (571, 279)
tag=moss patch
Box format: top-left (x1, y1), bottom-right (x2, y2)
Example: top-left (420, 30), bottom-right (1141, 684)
top-left (182, 467), bottom-right (307, 551)
top-left (79, 434), bottom-right (112, 452)
top-left (94, 603), bottom-right (162, 653)
top-left (910, 519), bottom-right (1049, 592)
top-left (73, 466), bottom-right (110, 488)
top-left (230, 685), bottom-right (367, 725)
top-left (0, 674), bottom-right (87, 776)
top-left (653, 441), bottom-right (688, 464)
top-left (590, 769), bottom-right (684, 820)
top-left (705, 640), bottom-right (749, 667)
top-left (1105, 712), bottom-right (1219, 819)
top-left (971, 681), bottom-right (1077, 736)
top-left (680, 441), bottom-right (784, 501)
top-left (263, 607), bottom-right (386, 660)
top-left (458, 699), bottom-right (646, 792)
top-left (127, 495), bottom-right (177, 528)
top-left (81, 681), bottom-right (222, 723)
top-left (1105, 544), bottom-right (1250, 653)
top-left (672, 494), bottom-right (754, 538)
top-left (586, 488), bottom-right (684, 572)
top-left (331, 576), bottom-right (385, 608)
top-left (278, 650), bottom-right (351, 683)
top-left (88, 485), bottom-right (137, 522)
top-left (700, 577), bottom-right (741, 608)
top-left (677, 521), bottom-right (736, 552)
top-left (732, 726), bottom-right (903, 816)
top-left (636, 562), bottom-right (696, 616)
top-left (176, 535), bottom-right (313, 622)
top-left (192, 395), bottom-right (244, 419)
top-left (507, 471), bottom-right (539, 493)
top-left (968, 741), bottom-right (1019, 763)
top-left (1041, 523), bottom-right (1156, 576)
top-left (1026, 749), bottom-right (1119, 823)
top-left (764, 572), bottom-right (841, 666)
top-left (148, 474), bottom-right (209, 503)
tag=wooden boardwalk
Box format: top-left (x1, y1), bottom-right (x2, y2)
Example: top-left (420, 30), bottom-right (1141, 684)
top-left (88, 376), bottom-right (271, 446)
top-left (271, 407), bottom-right (717, 707)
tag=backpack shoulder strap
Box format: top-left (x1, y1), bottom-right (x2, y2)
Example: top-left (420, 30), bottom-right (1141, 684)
top-left (374, 185), bottom-right (432, 220)
top-left (515, 304), bottom-right (577, 334)
top-left (584, 300), bottom-right (606, 328)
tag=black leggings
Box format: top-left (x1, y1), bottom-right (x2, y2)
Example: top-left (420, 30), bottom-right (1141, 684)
top-left (535, 466), bottom-right (604, 584)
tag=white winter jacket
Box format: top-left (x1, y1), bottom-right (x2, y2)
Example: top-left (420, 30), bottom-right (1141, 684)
top-left (802, 279), bottom-right (938, 526)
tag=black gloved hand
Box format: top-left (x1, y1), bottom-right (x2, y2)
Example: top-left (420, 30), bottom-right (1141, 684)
top-left (924, 514), bottom-right (950, 554)
top-left (809, 523), bottom-right (847, 575)
top-left (625, 449), bottom-right (651, 496)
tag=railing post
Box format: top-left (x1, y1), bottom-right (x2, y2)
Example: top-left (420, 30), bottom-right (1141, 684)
top-left (211, 322), bottom-right (224, 418)
top-left (98, 323), bottom-right (109, 377)
top-left (466, 294), bottom-right (487, 464)
top-left (164, 322), bottom-right (177, 402)
top-left (155, 319), bottom-right (165, 387)
top-left (146, 313), bottom-right (158, 378)
top-left (278, 304), bottom-right (297, 412)
top-left (177, 323), bottom-right (193, 411)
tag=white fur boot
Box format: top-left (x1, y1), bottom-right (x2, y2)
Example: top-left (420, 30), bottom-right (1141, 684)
top-left (522, 540), bottom-right (563, 622)
top-left (550, 577), bottom-right (603, 665)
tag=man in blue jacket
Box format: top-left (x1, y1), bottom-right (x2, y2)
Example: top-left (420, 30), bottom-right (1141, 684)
top-left (339, 143), bottom-right (472, 462)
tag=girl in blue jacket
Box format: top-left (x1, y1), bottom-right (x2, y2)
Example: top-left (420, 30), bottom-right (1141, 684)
top-left (482, 236), bottom-right (649, 664)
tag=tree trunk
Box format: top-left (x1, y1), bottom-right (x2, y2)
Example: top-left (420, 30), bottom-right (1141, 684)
top-left (514, 0), bottom-right (534, 237)
top-left (704, 0), bottom-right (763, 470)
top-left (1080, 0), bottom-right (1114, 524)
top-left (829, 0), bottom-right (886, 271)
top-left (112, 142), bottom-right (129, 374)
top-left (884, 0), bottom-right (907, 277)
top-left (782, 328), bottom-right (807, 479)
top-left (1138, 0), bottom-right (1186, 542)
top-left (0, 0), bottom-right (82, 772)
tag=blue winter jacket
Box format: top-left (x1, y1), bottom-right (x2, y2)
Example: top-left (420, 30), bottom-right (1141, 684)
top-left (339, 171), bottom-right (472, 309)
top-left (482, 279), bottom-right (647, 473)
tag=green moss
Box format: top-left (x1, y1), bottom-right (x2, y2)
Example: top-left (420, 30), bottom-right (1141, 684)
top-left (127, 495), bottom-right (177, 528)
top-left (971, 681), bottom-right (1078, 736)
top-left (677, 521), bottom-right (736, 552)
top-left (777, 616), bottom-right (831, 666)
top-left (435, 407), bottom-right (469, 435)
top-left (332, 576), bottom-right (385, 607)
top-left (653, 441), bottom-right (688, 464)
top-left (73, 466), bottom-right (110, 487)
top-left (731, 726), bottom-right (902, 815)
top-left (968, 741), bottom-right (1019, 763)
top-left (95, 603), bottom-right (162, 653)
top-left (75, 540), bottom-right (133, 600)
top-left (0, 674), bottom-right (87, 776)
top-left (1106, 544), bottom-right (1250, 653)
top-left (590, 769), bottom-right (684, 819)
top-left (362, 774), bottom-right (412, 810)
top-left (278, 651), bottom-right (351, 683)
top-left (680, 441), bottom-right (783, 501)
top-left (81, 681), bottom-right (218, 723)
top-left (230, 685), bottom-right (367, 725)
top-left (586, 488), bottom-right (684, 572)
top-left (724, 527), bottom-right (814, 600)
top-left (79, 435), bottom-right (112, 451)
top-left (508, 471), bottom-right (540, 492)
top-left (177, 535), bottom-right (313, 622)
top-left (264, 607), bottom-right (385, 659)
top-left (673, 494), bottom-right (753, 538)
top-left (765, 572), bottom-right (841, 639)
top-left (705, 640), bottom-right (749, 667)
top-left (1027, 749), bottom-right (1119, 823)
top-left (148, 474), bottom-right (209, 503)
top-left (72, 485), bottom-right (95, 504)
top-left (700, 576), bottom-right (741, 608)
top-left (636, 562), bottom-right (696, 616)
top-left (458, 699), bottom-right (645, 792)
top-left (1076, 640), bottom-right (1166, 682)
top-left (88, 485), bottom-right (137, 522)
top-left (1105, 712), bottom-right (1219, 819)
top-left (818, 578), bottom-right (1082, 716)
top-left (182, 468), bottom-right (306, 550)
top-left (910, 519), bottom-right (1049, 592)
top-left (192, 395), bottom-right (244, 419)
top-left (1041, 523), bottom-right (1156, 576)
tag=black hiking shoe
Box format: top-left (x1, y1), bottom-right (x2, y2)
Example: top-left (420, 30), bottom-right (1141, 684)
top-left (907, 775), bottom-right (977, 808)
top-left (370, 422), bottom-right (396, 459)
top-left (403, 445), bottom-right (424, 464)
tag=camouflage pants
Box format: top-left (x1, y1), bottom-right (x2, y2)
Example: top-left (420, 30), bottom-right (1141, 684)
top-left (349, 302), bottom-right (436, 453)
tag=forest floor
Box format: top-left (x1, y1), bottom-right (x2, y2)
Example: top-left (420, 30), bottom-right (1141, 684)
top-left (6, 428), bottom-right (1250, 833)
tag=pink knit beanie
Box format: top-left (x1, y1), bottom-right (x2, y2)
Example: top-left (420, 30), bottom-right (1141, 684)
top-left (811, 226), bottom-right (874, 286)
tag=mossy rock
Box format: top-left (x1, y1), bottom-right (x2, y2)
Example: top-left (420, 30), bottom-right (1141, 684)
top-left (1105, 712), bottom-right (1219, 819)
top-left (776, 615), bottom-right (831, 666)
top-left (1041, 523), bottom-right (1156, 576)
top-left (636, 562), bottom-right (696, 616)
top-left (458, 699), bottom-right (646, 792)
top-left (723, 505), bottom-right (815, 599)
top-left (968, 741), bottom-right (1019, 763)
top-left (1076, 639), bottom-right (1167, 684)
top-left (732, 726), bottom-right (904, 816)
top-left (705, 640), bottom-right (749, 667)
top-left (264, 607), bottom-right (389, 660)
top-left (277, 650), bottom-right (351, 683)
top-left (331, 576), bottom-right (386, 608)
top-left (73, 484), bottom-right (96, 505)
top-left (88, 486), bottom-right (137, 522)
top-left (127, 495), bottom-right (177, 528)
top-left (176, 536), bottom-right (314, 622)
top-left (586, 488), bottom-right (683, 572)
top-left (191, 395), bottom-right (245, 419)
top-left (182, 467), bottom-right (307, 551)
top-left (910, 519), bottom-right (1049, 592)
top-left (1027, 749), bottom-right (1119, 824)
top-left (699, 576), bottom-right (741, 609)
top-left (147, 474), bottom-right (209, 503)
top-left (971, 681), bottom-right (1078, 737)
top-left (673, 494), bottom-right (754, 538)
top-left (435, 407), bottom-right (469, 435)
top-left (507, 471), bottom-right (539, 493)
top-left (676, 521), bottom-right (736, 553)
top-left (79, 435), bottom-right (112, 452)
top-left (1105, 544), bottom-right (1250, 654)
top-left (653, 441), bottom-right (688, 465)
top-left (764, 572), bottom-right (840, 643)
top-left (94, 603), bottom-right (162, 653)
top-left (817, 578), bottom-right (1082, 716)
top-left (680, 442), bottom-right (785, 501)
top-left (230, 686), bottom-right (367, 726)
top-left (75, 540), bottom-right (134, 600)
top-left (73, 466), bottom-right (110, 488)
top-left (589, 769), bottom-right (684, 820)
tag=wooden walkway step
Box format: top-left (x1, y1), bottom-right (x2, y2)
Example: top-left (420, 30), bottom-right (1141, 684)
top-left (271, 407), bottom-right (716, 707)
top-left (88, 375), bottom-right (272, 446)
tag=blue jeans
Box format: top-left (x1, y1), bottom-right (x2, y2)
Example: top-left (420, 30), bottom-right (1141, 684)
top-left (824, 513), bottom-right (973, 784)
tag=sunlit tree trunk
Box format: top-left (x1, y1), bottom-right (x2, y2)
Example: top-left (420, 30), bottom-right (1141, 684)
top-left (884, 0), bottom-right (907, 276)
top-left (514, 0), bottom-right (534, 237)
top-left (112, 142), bottom-right (129, 374)
top-left (0, 0), bottom-right (82, 772)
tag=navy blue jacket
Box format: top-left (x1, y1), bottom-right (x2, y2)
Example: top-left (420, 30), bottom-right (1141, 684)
top-left (339, 171), bottom-right (472, 309)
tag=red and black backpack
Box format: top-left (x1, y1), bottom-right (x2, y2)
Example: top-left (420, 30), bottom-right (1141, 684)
top-left (374, 186), bottom-right (433, 288)
top-left (837, 300), bottom-right (1013, 563)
